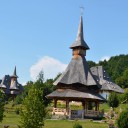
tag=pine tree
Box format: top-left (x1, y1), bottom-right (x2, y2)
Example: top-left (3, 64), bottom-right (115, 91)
top-left (108, 92), bottom-right (119, 109)
top-left (20, 86), bottom-right (46, 128)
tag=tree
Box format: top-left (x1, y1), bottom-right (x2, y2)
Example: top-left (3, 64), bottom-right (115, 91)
top-left (14, 83), bottom-right (32, 104)
top-left (87, 60), bottom-right (96, 68)
top-left (34, 71), bottom-right (54, 107)
top-left (36, 70), bottom-right (44, 83)
top-left (117, 109), bottom-right (128, 128)
top-left (108, 92), bottom-right (119, 109)
top-left (53, 73), bottom-right (61, 82)
top-left (0, 90), bottom-right (5, 122)
top-left (118, 88), bottom-right (128, 103)
top-left (20, 86), bottom-right (46, 128)
top-left (116, 68), bottom-right (128, 88)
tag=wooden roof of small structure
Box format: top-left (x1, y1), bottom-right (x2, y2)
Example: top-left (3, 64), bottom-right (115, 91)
top-left (47, 89), bottom-right (106, 101)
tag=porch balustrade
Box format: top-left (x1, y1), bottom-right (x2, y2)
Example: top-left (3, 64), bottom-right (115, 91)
top-left (52, 107), bottom-right (104, 119)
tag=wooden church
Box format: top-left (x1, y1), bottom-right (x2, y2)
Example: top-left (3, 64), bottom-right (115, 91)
top-left (0, 66), bottom-right (23, 98)
top-left (47, 16), bottom-right (124, 119)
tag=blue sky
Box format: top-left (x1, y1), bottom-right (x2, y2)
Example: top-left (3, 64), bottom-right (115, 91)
top-left (0, 0), bottom-right (128, 84)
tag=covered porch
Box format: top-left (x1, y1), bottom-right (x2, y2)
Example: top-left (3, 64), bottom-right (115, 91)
top-left (47, 89), bottom-right (105, 119)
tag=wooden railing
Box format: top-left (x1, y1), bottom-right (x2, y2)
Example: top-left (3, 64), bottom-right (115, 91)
top-left (52, 108), bottom-right (104, 119)
top-left (70, 109), bottom-right (104, 119)
top-left (52, 108), bottom-right (66, 115)
top-left (85, 110), bottom-right (99, 116)
top-left (69, 110), bottom-right (84, 119)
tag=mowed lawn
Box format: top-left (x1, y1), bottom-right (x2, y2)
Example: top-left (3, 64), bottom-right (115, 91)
top-left (1, 103), bottom-right (128, 128)
top-left (44, 120), bottom-right (107, 128)
top-left (0, 111), bottom-right (108, 128)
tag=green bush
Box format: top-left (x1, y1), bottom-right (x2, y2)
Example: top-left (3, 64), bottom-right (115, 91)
top-left (108, 92), bottom-right (119, 109)
top-left (73, 122), bottom-right (82, 128)
top-left (117, 109), bottom-right (128, 128)
top-left (15, 108), bottom-right (20, 115)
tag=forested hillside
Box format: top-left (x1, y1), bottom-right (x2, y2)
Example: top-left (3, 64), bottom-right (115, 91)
top-left (87, 54), bottom-right (128, 88)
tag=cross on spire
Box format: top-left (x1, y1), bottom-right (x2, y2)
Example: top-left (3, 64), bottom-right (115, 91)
top-left (80, 6), bottom-right (84, 16)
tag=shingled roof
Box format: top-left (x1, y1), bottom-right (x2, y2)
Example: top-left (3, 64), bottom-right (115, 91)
top-left (11, 66), bottom-right (18, 78)
top-left (0, 75), bottom-right (10, 89)
top-left (90, 66), bottom-right (124, 93)
top-left (47, 89), bottom-right (105, 101)
top-left (10, 81), bottom-right (19, 90)
top-left (70, 16), bottom-right (89, 50)
top-left (0, 67), bottom-right (23, 95)
top-left (54, 56), bottom-right (99, 87)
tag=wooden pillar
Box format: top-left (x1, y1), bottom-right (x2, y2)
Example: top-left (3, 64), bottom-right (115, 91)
top-left (95, 101), bottom-right (99, 111)
top-left (82, 101), bottom-right (85, 119)
top-left (95, 101), bottom-right (98, 111)
top-left (66, 100), bottom-right (69, 115)
top-left (54, 99), bottom-right (57, 108)
top-left (97, 102), bottom-right (99, 111)
top-left (85, 101), bottom-right (88, 111)
top-left (82, 101), bottom-right (85, 110)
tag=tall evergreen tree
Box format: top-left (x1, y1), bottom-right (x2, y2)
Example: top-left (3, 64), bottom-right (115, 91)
top-left (20, 86), bottom-right (46, 128)
top-left (108, 92), bottom-right (119, 109)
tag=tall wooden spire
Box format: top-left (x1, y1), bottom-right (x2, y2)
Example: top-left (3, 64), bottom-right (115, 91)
top-left (54, 16), bottom-right (98, 87)
top-left (11, 66), bottom-right (18, 78)
top-left (70, 16), bottom-right (89, 51)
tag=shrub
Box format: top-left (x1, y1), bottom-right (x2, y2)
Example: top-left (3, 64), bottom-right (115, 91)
top-left (15, 108), bottom-right (20, 115)
top-left (117, 109), bottom-right (128, 128)
top-left (108, 92), bottom-right (119, 109)
top-left (73, 122), bottom-right (82, 128)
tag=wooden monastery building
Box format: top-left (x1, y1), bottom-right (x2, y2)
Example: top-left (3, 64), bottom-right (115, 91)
top-left (47, 16), bottom-right (124, 119)
top-left (0, 66), bottom-right (23, 98)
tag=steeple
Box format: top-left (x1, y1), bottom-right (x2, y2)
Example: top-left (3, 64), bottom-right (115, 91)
top-left (70, 16), bottom-right (90, 51)
top-left (11, 66), bottom-right (18, 78)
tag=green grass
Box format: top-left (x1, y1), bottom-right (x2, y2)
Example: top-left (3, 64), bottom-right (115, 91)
top-left (1, 102), bottom-right (128, 128)
top-left (1, 119), bottom-right (108, 128)
top-left (43, 120), bottom-right (107, 128)
top-left (1, 109), bottom-right (107, 128)
top-left (99, 103), bottom-right (128, 112)
top-left (2, 111), bottom-right (20, 124)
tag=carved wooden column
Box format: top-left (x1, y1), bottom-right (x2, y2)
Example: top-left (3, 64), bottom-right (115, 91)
top-left (97, 102), bottom-right (99, 111)
top-left (82, 101), bottom-right (85, 119)
top-left (95, 101), bottom-right (99, 111)
top-left (54, 99), bottom-right (57, 108)
top-left (86, 100), bottom-right (88, 111)
top-left (82, 101), bottom-right (85, 110)
top-left (66, 100), bottom-right (69, 115)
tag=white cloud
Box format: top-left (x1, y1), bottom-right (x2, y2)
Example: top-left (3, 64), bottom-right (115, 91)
top-left (100, 56), bottom-right (110, 61)
top-left (22, 82), bottom-right (27, 86)
top-left (30, 56), bottom-right (67, 81)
